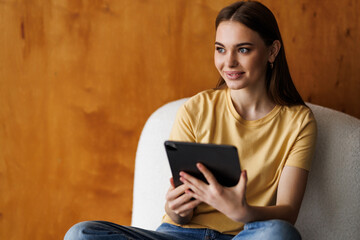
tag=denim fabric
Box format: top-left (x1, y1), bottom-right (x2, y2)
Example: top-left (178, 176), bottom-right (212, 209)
top-left (64, 220), bottom-right (301, 240)
top-left (233, 220), bottom-right (301, 240)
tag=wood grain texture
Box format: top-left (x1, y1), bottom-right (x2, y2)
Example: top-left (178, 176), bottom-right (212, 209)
top-left (0, 0), bottom-right (359, 239)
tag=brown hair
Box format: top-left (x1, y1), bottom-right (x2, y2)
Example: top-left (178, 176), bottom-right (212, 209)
top-left (215, 1), bottom-right (305, 106)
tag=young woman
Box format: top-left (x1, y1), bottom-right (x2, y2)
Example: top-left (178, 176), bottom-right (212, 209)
top-left (65, 1), bottom-right (316, 239)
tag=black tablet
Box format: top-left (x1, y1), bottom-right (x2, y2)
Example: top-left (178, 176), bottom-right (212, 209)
top-left (164, 141), bottom-right (241, 187)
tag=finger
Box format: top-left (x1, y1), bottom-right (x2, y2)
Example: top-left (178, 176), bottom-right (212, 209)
top-left (166, 184), bottom-right (189, 201)
top-left (166, 178), bottom-right (175, 196)
top-left (180, 170), bottom-right (209, 186)
top-left (180, 176), bottom-right (202, 195)
top-left (168, 191), bottom-right (195, 212)
top-left (179, 172), bottom-right (205, 195)
top-left (170, 177), bottom-right (175, 188)
top-left (236, 170), bottom-right (248, 194)
top-left (184, 188), bottom-right (203, 202)
top-left (177, 199), bottom-right (202, 216)
top-left (197, 163), bottom-right (218, 185)
top-left (179, 199), bottom-right (202, 214)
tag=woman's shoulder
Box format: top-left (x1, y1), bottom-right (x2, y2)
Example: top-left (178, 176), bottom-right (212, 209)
top-left (188, 88), bottom-right (226, 101)
top-left (182, 88), bottom-right (227, 111)
top-left (280, 104), bottom-right (316, 124)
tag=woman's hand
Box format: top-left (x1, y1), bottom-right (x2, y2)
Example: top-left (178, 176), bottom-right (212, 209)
top-left (180, 164), bottom-right (309, 225)
top-left (165, 178), bottom-right (202, 225)
top-left (180, 163), bottom-right (250, 223)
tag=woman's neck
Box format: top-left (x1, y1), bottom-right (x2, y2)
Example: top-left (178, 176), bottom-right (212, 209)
top-left (229, 87), bottom-right (276, 121)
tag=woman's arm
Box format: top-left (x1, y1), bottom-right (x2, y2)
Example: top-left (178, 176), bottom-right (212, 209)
top-left (181, 164), bottom-right (308, 225)
top-left (245, 166), bottom-right (308, 224)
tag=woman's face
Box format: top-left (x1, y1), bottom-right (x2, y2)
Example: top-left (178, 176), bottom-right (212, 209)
top-left (214, 21), bottom-right (271, 91)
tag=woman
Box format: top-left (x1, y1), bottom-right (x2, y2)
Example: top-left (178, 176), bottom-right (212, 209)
top-left (65, 1), bottom-right (316, 239)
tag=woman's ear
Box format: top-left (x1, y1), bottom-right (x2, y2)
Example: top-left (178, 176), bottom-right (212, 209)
top-left (268, 40), bottom-right (281, 63)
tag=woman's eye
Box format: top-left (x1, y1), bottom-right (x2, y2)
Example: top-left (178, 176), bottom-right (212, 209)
top-left (216, 47), bottom-right (225, 53)
top-left (239, 48), bottom-right (250, 53)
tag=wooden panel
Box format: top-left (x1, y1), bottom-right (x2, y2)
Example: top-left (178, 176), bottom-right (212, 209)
top-left (0, 0), bottom-right (359, 239)
top-left (265, 0), bottom-right (360, 116)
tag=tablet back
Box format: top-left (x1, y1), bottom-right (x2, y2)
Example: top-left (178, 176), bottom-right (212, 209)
top-left (164, 141), bottom-right (241, 187)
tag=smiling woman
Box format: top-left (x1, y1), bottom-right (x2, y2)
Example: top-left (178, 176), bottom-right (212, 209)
top-left (214, 2), bottom-right (304, 108)
top-left (64, 1), bottom-right (316, 240)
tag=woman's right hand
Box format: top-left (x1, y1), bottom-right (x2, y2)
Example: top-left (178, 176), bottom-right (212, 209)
top-left (165, 178), bottom-right (202, 225)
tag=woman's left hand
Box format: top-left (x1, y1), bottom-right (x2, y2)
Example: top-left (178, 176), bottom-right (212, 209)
top-left (180, 163), bottom-right (250, 223)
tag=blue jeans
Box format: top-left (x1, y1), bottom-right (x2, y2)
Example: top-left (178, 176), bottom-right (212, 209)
top-left (64, 220), bottom-right (301, 240)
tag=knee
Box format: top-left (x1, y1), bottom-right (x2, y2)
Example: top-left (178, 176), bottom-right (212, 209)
top-left (64, 221), bottom-right (94, 240)
top-left (265, 220), bottom-right (301, 240)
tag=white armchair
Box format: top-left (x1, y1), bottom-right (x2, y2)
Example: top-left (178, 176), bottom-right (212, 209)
top-left (131, 99), bottom-right (360, 240)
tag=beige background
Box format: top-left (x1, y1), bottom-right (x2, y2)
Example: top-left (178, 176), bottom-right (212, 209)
top-left (1, 0), bottom-right (359, 239)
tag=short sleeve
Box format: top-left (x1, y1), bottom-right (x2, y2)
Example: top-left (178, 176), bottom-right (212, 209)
top-left (285, 110), bottom-right (318, 171)
top-left (169, 103), bottom-right (197, 142)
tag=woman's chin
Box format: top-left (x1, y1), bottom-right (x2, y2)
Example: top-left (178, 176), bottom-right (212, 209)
top-left (225, 82), bottom-right (247, 90)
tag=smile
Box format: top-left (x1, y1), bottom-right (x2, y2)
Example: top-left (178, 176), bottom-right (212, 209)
top-left (224, 71), bottom-right (245, 80)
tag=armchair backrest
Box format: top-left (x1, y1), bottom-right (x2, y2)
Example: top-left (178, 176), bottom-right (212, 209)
top-left (132, 99), bottom-right (187, 230)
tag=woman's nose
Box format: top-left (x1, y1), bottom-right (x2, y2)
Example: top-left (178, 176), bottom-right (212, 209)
top-left (226, 52), bottom-right (239, 68)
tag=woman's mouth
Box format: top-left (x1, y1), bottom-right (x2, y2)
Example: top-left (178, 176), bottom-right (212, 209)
top-left (224, 71), bottom-right (245, 80)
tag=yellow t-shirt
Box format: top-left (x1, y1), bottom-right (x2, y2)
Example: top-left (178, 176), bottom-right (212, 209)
top-left (162, 88), bottom-right (317, 235)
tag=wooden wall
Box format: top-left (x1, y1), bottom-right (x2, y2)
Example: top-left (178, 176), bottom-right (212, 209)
top-left (0, 0), bottom-right (359, 239)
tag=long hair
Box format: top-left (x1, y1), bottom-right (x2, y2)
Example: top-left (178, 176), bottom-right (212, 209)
top-left (215, 1), bottom-right (305, 106)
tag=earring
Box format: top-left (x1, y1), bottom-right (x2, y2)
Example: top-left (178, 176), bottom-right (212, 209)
top-left (269, 62), bottom-right (274, 69)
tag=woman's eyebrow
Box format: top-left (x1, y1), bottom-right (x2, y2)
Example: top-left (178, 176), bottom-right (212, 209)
top-left (215, 42), bottom-right (254, 47)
